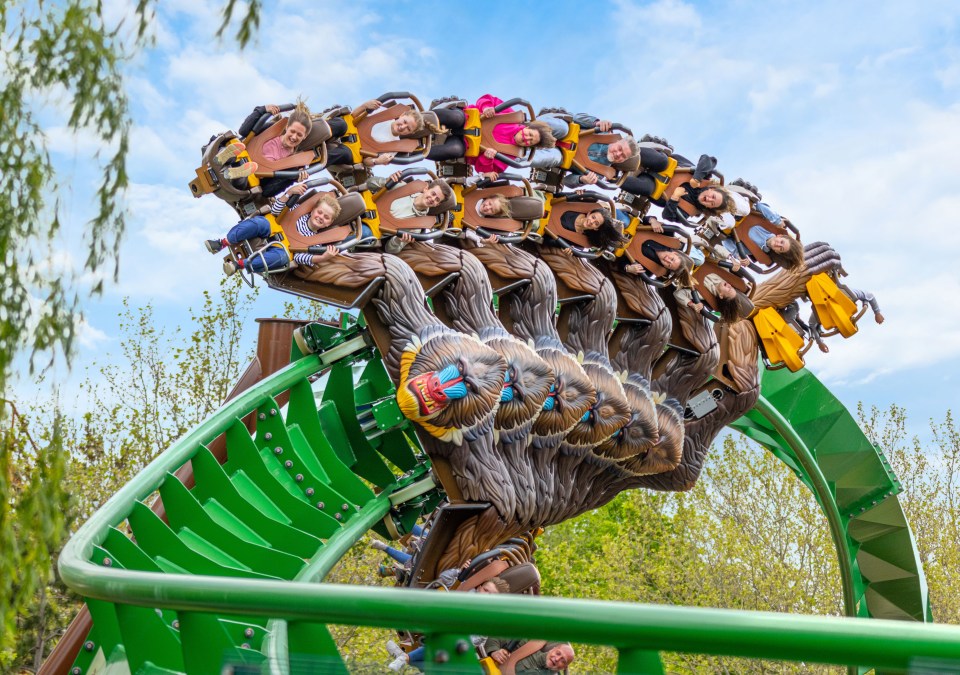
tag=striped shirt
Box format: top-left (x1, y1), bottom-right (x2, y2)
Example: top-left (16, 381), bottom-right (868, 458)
top-left (272, 197), bottom-right (333, 266)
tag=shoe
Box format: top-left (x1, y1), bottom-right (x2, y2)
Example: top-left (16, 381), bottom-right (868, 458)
top-left (387, 655), bottom-right (407, 672)
top-left (205, 239), bottom-right (225, 254)
top-left (386, 640), bottom-right (405, 660)
top-left (223, 260), bottom-right (239, 276)
top-left (370, 540), bottom-right (389, 552)
top-left (378, 564), bottom-right (398, 578)
top-left (214, 142), bottom-right (246, 166)
top-left (223, 162), bottom-right (258, 180)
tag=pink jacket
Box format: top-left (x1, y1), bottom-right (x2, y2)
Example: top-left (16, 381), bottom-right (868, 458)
top-left (466, 94), bottom-right (524, 174)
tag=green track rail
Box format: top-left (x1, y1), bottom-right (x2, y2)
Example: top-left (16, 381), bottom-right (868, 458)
top-left (57, 325), bottom-right (957, 674)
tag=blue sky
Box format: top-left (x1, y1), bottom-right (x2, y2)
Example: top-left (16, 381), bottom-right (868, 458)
top-left (15, 0), bottom-right (960, 443)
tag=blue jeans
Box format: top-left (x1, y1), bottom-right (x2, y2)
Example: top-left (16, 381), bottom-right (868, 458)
top-left (408, 646), bottom-right (424, 667)
top-left (530, 114), bottom-right (571, 169)
top-left (226, 215), bottom-right (290, 272)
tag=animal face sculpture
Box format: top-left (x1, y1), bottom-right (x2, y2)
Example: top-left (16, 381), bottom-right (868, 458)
top-left (533, 348), bottom-right (596, 437)
top-left (397, 332), bottom-right (507, 443)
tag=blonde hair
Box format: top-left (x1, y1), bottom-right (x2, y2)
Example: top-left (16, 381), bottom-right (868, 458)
top-left (313, 192), bottom-right (342, 220)
top-left (401, 109), bottom-right (448, 136)
top-left (481, 194), bottom-right (513, 218)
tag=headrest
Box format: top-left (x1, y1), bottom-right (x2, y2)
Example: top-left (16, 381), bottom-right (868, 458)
top-left (615, 153), bottom-right (642, 174)
top-left (508, 196), bottom-right (546, 221)
top-left (498, 562), bottom-right (541, 594)
top-left (427, 185), bottom-right (458, 216)
top-left (299, 117), bottom-right (332, 152)
top-left (332, 192), bottom-right (365, 227)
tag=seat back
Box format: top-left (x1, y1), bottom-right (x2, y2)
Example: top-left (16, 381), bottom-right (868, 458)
top-left (462, 185), bottom-right (531, 233)
top-left (404, 503), bottom-right (493, 588)
top-left (245, 118), bottom-right (331, 172)
top-left (692, 262), bottom-right (750, 310)
top-left (542, 201), bottom-right (603, 249)
top-left (625, 232), bottom-right (683, 276)
top-left (480, 110), bottom-right (533, 160)
top-left (572, 129), bottom-right (640, 180)
top-left (498, 561), bottom-right (541, 595)
top-left (457, 560), bottom-right (510, 592)
top-left (376, 181), bottom-right (453, 233)
top-left (734, 212), bottom-right (792, 267)
top-left (356, 104), bottom-right (424, 154)
top-left (277, 190), bottom-right (361, 248)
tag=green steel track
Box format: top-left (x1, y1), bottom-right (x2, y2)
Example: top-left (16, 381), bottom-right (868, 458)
top-left (56, 322), bottom-right (957, 674)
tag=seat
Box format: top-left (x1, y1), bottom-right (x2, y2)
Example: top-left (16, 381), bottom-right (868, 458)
top-left (375, 180), bottom-right (453, 234)
top-left (692, 261), bottom-right (752, 311)
top-left (806, 273), bottom-right (861, 339)
top-left (538, 196), bottom-right (617, 252)
top-left (243, 117), bottom-right (332, 173)
top-left (401, 502), bottom-right (493, 588)
top-left (461, 186), bottom-right (543, 238)
top-left (733, 213), bottom-right (793, 267)
top-left (571, 128), bottom-right (641, 181)
top-left (753, 306), bottom-right (807, 372)
top-left (624, 231), bottom-right (685, 277)
top-left (277, 190), bottom-right (364, 252)
top-left (355, 101), bottom-right (431, 158)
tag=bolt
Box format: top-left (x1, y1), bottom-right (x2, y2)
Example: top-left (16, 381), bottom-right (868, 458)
top-left (102, 557), bottom-right (112, 567)
top-left (270, 408), bottom-right (278, 416)
top-left (274, 447), bottom-right (283, 456)
top-left (295, 474), bottom-right (304, 483)
top-left (84, 641), bottom-right (94, 652)
top-left (258, 413), bottom-right (266, 421)
top-left (306, 488), bottom-right (315, 497)
top-left (434, 650), bottom-right (450, 664)
top-left (317, 501), bottom-right (325, 509)
top-left (342, 503), bottom-right (350, 511)
top-left (456, 640), bottom-right (471, 654)
top-left (335, 513), bottom-right (342, 520)
top-left (265, 433), bottom-right (272, 441)
top-left (284, 460), bottom-right (293, 469)
top-left (172, 620), bottom-right (180, 630)
top-left (72, 668), bottom-right (82, 675)
top-left (871, 501), bottom-right (877, 505)
top-left (241, 643), bottom-right (250, 650)
top-left (245, 627), bottom-right (255, 638)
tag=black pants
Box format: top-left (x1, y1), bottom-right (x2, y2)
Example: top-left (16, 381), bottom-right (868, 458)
top-left (621, 147), bottom-right (672, 197)
top-left (427, 108), bottom-right (467, 161)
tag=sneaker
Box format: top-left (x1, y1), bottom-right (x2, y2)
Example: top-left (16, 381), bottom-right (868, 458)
top-left (205, 239), bottom-right (225, 254)
top-left (377, 563), bottom-right (396, 578)
top-left (386, 640), bottom-right (405, 659)
top-left (370, 540), bottom-right (389, 552)
top-left (214, 142), bottom-right (246, 166)
top-left (387, 655), bottom-right (407, 672)
top-left (223, 162), bottom-right (258, 180)
top-left (223, 260), bottom-right (239, 276)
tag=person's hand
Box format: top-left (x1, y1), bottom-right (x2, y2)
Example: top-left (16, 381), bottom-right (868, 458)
top-left (729, 258), bottom-right (741, 273)
top-left (375, 152), bottom-right (396, 165)
top-left (491, 650), bottom-right (510, 665)
top-left (363, 99), bottom-right (380, 111)
top-left (297, 169), bottom-right (309, 183)
top-left (688, 301), bottom-right (704, 313)
top-left (580, 171), bottom-right (599, 185)
top-left (481, 106), bottom-right (496, 119)
top-left (573, 188), bottom-right (587, 195)
top-left (483, 234), bottom-right (500, 245)
top-left (313, 245), bottom-right (340, 264)
top-left (817, 340), bottom-right (830, 353)
top-left (459, 558), bottom-right (473, 570)
top-left (400, 232), bottom-right (414, 244)
top-left (482, 171), bottom-right (500, 181)
top-left (874, 312), bottom-right (885, 324)
top-left (285, 183), bottom-right (308, 198)
top-left (560, 247), bottom-right (573, 257)
top-left (739, 257), bottom-right (751, 268)
top-left (689, 178), bottom-right (701, 189)
top-left (266, 104), bottom-right (280, 116)
top-left (648, 218), bottom-right (664, 233)
top-left (389, 170), bottom-right (404, 183)
top-left (483, 147), bottom-right (498, 159)
top-left (671, 186), bottom-right (687, 200)
top-left (596, 119), bottom-right (613, 132)
top-left (625, 263), bottom-right (644, 274)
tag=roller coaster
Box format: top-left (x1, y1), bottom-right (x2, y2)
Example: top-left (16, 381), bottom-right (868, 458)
top-left (48, 92), bottom-right (960, 674)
